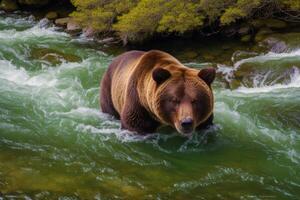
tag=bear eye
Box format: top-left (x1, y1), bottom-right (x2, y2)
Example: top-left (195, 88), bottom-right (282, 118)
top-left (169, 98), bottom-right (180, 104)
top-left (191, 99), bottom-right (197, 104)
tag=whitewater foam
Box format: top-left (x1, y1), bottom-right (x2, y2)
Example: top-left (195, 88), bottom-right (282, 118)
top-left (235, 67), bottom-right (300, 93)
top-left (0, 14), bottom-right (35, 28)
top-left (0, 60), bottom-right (57, 87)
top-left (234, 49), bottom-right (300, 69)
top-left (0, 18), bottom-right (68, 41)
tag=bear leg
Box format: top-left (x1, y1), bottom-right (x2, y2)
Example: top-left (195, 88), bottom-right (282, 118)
top-left (121, 101), bottom-right (160, 134)
top-left (100, 72), bottom-right (120, 119)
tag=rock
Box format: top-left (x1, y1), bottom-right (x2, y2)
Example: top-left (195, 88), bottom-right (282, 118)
top-left (251, 18), bottom-right (287, 30)
top-left (82, 27), bottom-right (96, 38)
top-left (30, 48), bottom-right (81, 65)
top-left (264, 19), bottom-right (287, 29)
top-left (18, 0), bottom-right (49, 7)
top-left (240, 35), bottom-right (252, 42)
top-left (250, 19), bottom-right (265, 29)
top-left (98, 37), bottom-right (116, 44)
top-left (0, 0), bottom-right (19, 11)
top-left (223, 25), bottom-right (238, 37)
top-left (232, 50), bottom-right (259, 63)
top-left (230, 50), bottom-right (298, 89)
top-left (182, 50), bottom-right (198, 59)
top-left (238, 25), bottom-right (251, 36)
top-left (202, 53), bottom-right (215, 61)
top-left (255, 27), bottom-right (273, 42)
top-left (267, 33), bottom-right (300, 49)
top-left (45, 11), bottom-right (58, 20)
top-left (221, 45), bottom-right (231, 50)
top-left (260, 37), bottom-right (287, 53)
top-left (229, 79), bottom-right (242, 90)
top-left (67, 20), bottom-right (81, 32)
top-left (121, 185), bottom-right (144, 198)
top-left (55, 17), bottom-right (70, 27)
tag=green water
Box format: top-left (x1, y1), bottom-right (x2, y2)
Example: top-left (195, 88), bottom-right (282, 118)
top-left (0, 12), bottom-right (299, 199)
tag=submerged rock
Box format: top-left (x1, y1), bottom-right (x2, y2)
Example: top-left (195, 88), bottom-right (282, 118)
top-left (45, 11), bottom-right (58, 20)
top-left (230, 55), bottom-right (300, 89)
top-left (232, 51), bottom-right (259, 63)
top-left (0, 0), bottom-right (19, 11)
top-left (30, 48), bottom-right (81, 65)
top-left (255, 27), bottom-right (273, 42)
top-left (182, 50), bottom-right (198, 59)
top-left (240, 35), bottom-right (252, 43)
top-left (252, 32), bottom-right (300, 53)
top-left (261, 32), bottom-right (300, 49)
top-left (202, 53), bottom-right (215, 61)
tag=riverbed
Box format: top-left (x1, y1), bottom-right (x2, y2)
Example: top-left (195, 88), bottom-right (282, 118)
top-left (0, 12), bottom-right (299, 199)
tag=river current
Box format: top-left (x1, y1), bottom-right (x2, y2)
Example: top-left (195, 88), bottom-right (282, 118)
top-left (0, 12), bottom-right (299, 199)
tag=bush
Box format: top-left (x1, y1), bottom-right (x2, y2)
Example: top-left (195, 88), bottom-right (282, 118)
top-left (70, 0), bottom-right (300, 43)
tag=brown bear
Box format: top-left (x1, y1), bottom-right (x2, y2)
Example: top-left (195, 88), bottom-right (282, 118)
top-left (100, 50), bottom-right (215, 136)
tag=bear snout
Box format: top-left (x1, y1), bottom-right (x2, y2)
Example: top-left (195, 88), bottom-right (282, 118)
top-left (181, 117), bottom-right (193, 129)
top-left (176, 117), bottom-right (194, 135)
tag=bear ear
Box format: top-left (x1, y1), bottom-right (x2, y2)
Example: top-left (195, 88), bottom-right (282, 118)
top-left (198, 67), bottom-right (216, 85)
top-left (152, 68), bottom-right (171, 84)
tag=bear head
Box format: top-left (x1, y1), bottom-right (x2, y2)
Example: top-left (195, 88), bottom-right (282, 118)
top-left (152, 66), bottom-right (216, 136)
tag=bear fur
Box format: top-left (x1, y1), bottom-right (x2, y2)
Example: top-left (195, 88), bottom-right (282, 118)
top-left (100, 50), bottom-right (215, 136)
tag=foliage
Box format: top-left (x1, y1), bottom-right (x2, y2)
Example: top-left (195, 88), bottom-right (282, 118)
top-left (70, 0), bottom-right (138, 32)
top-left (112, 0), bottom-right (205, 42)
top-left (69, 0), bottom-right (300, 42)
top-left (220, 0), bottom-right (262, 25)
top-left (282, 0), bottom-right (300, 10)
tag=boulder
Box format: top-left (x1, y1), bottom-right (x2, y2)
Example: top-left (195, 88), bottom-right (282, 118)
top-left (98, 37), bottom-right (116, 44)
top-left (18, 0), bottom-right (49, 7)
top-left (264, 19), bottom-right (287, 29)
top-left (55, 17), bottom-right (70, 27)
top-left (45, 11), bottom-right (58, 20)
top-left (250, 19), bottom-right (265, 29)
top-left (221, 45), bottom-right (231, 50)
top-left (238, 25), bottom-right (251, 36)
top-left (67, 20), bottom-right (81, 32)
top-left (30, 47), bottom-right (81, 65)
top-left (0, 0), bottom-right (19, 11)
top-left (260, 37), bottom-right (288, 53)
top-left (82, 27), bottom-right (96, 38)
top-left (240, 35), bottom-right (252, 43)
top-left (251, 18), bottom-right (287, 30)
top-left (255, 27), bottom-right (273, 42)
top-left (202, 53), bottom-right (215, 61)
top-left (182, 50), bottom-right (198, 59)
top-left (223, 25), bottom-right (238, 37)
top-left (232, 50), bottom-right (259, 63)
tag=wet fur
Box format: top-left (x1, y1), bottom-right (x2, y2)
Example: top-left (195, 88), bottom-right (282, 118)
top-left (100, 50), bottom-right (214, 134)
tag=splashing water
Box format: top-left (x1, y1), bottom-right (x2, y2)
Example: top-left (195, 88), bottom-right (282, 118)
top-left (0, 14), bottom-right (299, 199)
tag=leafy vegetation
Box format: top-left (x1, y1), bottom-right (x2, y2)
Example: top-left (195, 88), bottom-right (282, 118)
top-left (69, 0), bottom-right (300, 42)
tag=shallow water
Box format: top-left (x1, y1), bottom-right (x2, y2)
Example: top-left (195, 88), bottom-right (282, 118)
top-left (0, 13), bottom-right (299, 199)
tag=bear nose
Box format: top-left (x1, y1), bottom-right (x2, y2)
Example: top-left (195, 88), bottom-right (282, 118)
top-left (180, 117), bottom-right (193, 129)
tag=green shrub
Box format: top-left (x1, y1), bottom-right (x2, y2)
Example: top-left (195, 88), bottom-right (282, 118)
top-left (69, 0), bottom-right (300, 43)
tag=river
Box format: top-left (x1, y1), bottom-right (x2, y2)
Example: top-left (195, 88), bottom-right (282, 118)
top-left (0, 12), bottom-right (299, 199)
